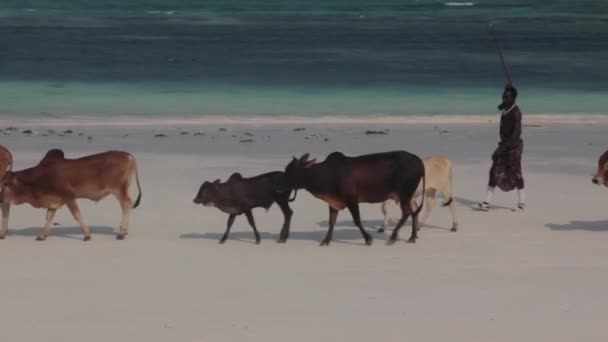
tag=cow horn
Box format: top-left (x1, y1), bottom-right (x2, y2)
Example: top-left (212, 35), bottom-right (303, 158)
top-left (300, 153), bottom-right (310, 162)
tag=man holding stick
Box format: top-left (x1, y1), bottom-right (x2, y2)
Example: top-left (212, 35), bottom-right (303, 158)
top-left (475, 24), bottom-right (526, 211)
top-left (475, 84), bottom-right (525, 211)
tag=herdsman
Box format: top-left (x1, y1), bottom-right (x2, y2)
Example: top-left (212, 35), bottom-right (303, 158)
top-left (476, 84), bottom-right (525, 211)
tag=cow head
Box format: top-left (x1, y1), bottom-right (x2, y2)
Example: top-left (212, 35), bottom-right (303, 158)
top-left (193, 179), bottom-right (221, 206)
top-left (593, 150), bottom-right (608, 187)
top-left (279, 153), bottom-right (316, 191)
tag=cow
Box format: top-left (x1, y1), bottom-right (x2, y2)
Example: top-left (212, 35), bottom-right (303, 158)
top-left (0, 145), bottom-right (12, 237)
top-left (1, 149), bottom-right (142, 241)
top-left (193, 171), bottom-right (295, 244)
top-left (278, 151), bottom-right (425, 246)
top-left (380, 155), bottom-right (458, 232)
top-left (592, 150), bottom-right (608, 187)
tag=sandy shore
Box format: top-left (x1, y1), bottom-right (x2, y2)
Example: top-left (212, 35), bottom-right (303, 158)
top-left (1, 118), bottom-right (607, 341)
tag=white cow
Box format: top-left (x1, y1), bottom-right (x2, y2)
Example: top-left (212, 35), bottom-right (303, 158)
top-left (380, 155), bottom-right (458, 232)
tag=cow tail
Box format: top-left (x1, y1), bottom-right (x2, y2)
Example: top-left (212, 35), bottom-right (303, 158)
top-left (414, 168), bottom-right (425, 217)
top-left (132, 157), bottom-right (142, 209)
top-left (442, 161), bottom-right (454, 207)
top-left (288, 189), bottom-right (298, 202)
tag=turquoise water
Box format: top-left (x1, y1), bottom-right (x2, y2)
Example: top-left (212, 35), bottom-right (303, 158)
top-left (1, 1), bottom-right (607, 117)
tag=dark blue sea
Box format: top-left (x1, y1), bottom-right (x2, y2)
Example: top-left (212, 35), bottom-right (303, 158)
top-left (1, 1), bottom-right (607, 117)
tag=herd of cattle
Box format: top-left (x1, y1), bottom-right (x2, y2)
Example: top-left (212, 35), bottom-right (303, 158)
top-left (1, 144), bottom-right (606, 245)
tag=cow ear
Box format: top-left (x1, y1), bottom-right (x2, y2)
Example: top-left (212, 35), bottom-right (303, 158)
top-left (300, 153), bottom-right (310, 162)
top-left (303, 159), bottom-right (316, 168)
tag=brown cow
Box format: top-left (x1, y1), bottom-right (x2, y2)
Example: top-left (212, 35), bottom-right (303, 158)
top-left (0, 145), bottom-right (13, 237)
top-left (279, 152), bottom-right (425, 246)
top-left (1, 149), bottom-right (142, 241)
top-left (592, 150), bottom-right (608, 187)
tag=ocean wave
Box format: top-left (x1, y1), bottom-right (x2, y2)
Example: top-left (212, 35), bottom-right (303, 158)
top-left (444, 2), bottom-right (475, 7)
top-left (145, 10), bottom-right (176, 15)
top-left (2, 114), bottom-right (607, 128)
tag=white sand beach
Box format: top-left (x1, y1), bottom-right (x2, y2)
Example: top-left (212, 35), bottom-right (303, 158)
top-left (0, 116), bottom-right (607, 341)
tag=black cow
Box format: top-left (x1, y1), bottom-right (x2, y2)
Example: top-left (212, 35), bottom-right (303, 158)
top-left (193, 171), bottom-right (295, 244)
top-left (279, 151), bottom-right (425, 246)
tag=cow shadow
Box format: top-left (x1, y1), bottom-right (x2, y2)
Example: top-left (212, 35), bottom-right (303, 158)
top-left (7, 226), bottom-right (116, 240)
top-left (316, 219), bottom-right (452, 232)
top-left (545, 220), bottom-right (608, 232)
top-left (180, 228), bottom-right (377, 245)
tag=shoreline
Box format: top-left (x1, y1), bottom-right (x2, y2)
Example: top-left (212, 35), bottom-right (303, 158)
top-left (1, 113), bottom-right (608, 127)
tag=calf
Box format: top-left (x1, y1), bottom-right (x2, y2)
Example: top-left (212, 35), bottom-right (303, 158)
top-left (0, 145), bottom-right (12, 237)
top-left (279, 151), bottom-right (425, 246)
top-left (381, 155), bottom-right (458, 232)
top-left (193, 171), bottom-right (295, 244)
top-left (593, 150), bottom-right (608, 187)
top-left (1, 149), bottom-right (142, 241)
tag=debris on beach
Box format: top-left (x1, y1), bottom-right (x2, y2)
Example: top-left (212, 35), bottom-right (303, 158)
top-left (78, 133), bottom-right (85, 136)
top-left (154, 133), bottom-right (167, 138)
top-left (243, 132), bottom-right (254, 136)
top-left (523, 124), bottom-right (543, 128)
top-left (180, 131), bottom-right (190, 135)
top-left (364, 129), bottom-right (389, 135)
top-left (218, 128), bottom-right (227, 132)
top-left (292, 127), bottom-right (306, 132)
top-left (122, 134), bottom-right (129, 138)
top-left (193, 132), bottom-right (205, 136)
top-left (64, 129), bottom-right (73, 134)
top-left (21, 129), bottom-right (33, 135)
top-left (5, 127), bottom-right (18, 131)
top-left (239, 139), bottom-right (254, 143)
top-left (47, 129), bottom-right (56, 134)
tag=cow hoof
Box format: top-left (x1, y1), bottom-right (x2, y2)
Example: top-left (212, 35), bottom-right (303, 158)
top-left (386, 239), bottom-right (397, 246)
top-left (377, 228), bottom-right (385, 234)
top-left (116, 234), bottom-right (126, 240)
top-left (407, 237), bottom-right (417, 243)
top-left (451, 228), bottom-right (458, 232)
top-left (255, 240), bottom-right (261, 245)
top-left (0, 234), bottom-right (5, 240)
top-left (364, 238), bottom-right (373, 246)
top-left (36, 236), bottom-right (47, 241)
top-left (320, 240), bottom-right (330, 246)
top-left (219, 239), bottom-right (227, 244)
top-left (276, 238), bottom-right (287, 244)
top-left (83, 236), bottom-right (91, 242)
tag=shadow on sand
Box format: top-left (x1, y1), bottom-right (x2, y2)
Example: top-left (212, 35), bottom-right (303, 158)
top-left (180, 227), bottom-right (392, 245)
top-left (5, 226), bottom-right (116, 240)
top-left (545, 220), bottom-right (608, 232)
top-left (455, 196), bottom-right (513, 211)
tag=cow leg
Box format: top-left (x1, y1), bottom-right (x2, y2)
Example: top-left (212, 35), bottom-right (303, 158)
top-left (0, 199), bottom-right (10, 239)
top-left (449, 199), bottom-right (459, 232)
top-left (379, 200), bottom-right (389, 233)
top-left (244, 210), bottom-right (261, 244)
top-left (321, 206), bottom-right (338, 246)
top-left (116, 189), bottom-right (133, 240)
top-left (347, 203), bottom-right (373, 246)
top-left (388, 201), bottom-right (413, 245)
top-left (276, 199), bottom-right (293, 243)
top-left (36, 209), bottom-right (57, 241)
top-left (66, 200), bottom-right (92, 241)
top-left (219, 214), bottom-right (236, 244)
top-left (114, 190), bottom-right (134, 240)
top-left (414, 189), bottom-right (435, 231)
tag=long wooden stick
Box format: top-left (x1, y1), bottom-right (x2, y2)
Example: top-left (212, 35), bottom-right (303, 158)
top-left (488, 23), bottom-right (513, 85)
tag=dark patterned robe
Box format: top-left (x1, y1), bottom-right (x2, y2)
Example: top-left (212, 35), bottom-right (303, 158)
top-left (488, 105), bottom-right (524, 191)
